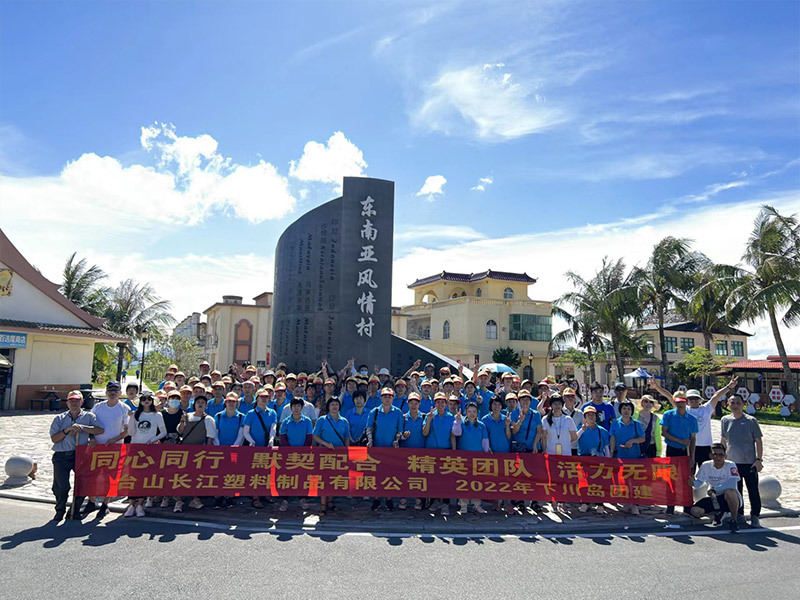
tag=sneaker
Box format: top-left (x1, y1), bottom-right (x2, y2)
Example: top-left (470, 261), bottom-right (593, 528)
top-left (124, 505), bottom-right (136, 518)
top-left (144, 498), bottom-right (154, 508)
top-left (414, 498), bottom-right (422, 510)
top-left (459, 501), bottom-right (469, 513)
top-left (215, 498), bottom-right (226, 509)
top-left (729, 519), bottom-right (739, 533)
top-left (665, 506), bottom-right (675, 515)
top-left (579, 503), bottom-right (589, 513)
top-left (386, 499), bottom-right (395, 511)
top-left (475, 504), bottom-right (487, 514)
top-left (52, 511), bottom-right (65, 522)
top-left (630, 505), bottom-right (640, 516)
top-left (398, 498), bottom-right (407, 510)
top-left (96, 504), bottom-right (108, 518)
top-left (160, 498), bottom-right (170, 508)
top-left (135, 505), bottom-right (146, 517)
top-left (596, 505), bottom-right (606, 515)
top-left (750, 516), bottom-right (761, 528)
top-left (712, 512), bottom-right (723, 526)
top-left (428, 499), bottom-right (442, 512)
top-left (300, 499), bottom-right (310, 510)
top-left (532, 502), bottom-right (544, 513)
top-left (279, 499), bottom-right (289, 512)
top-left (441, 504), bottom-right (450, 516)
top-left (82, 502), bottom-right (98, 517)
top-left (173, 501), bottom-right (184, 513)
top-left (736, 514), bottom-right (746, 524)
top-left (188, 498), bottom-right (203, 510)
top-left (371, 499), bottom-right (381, 511)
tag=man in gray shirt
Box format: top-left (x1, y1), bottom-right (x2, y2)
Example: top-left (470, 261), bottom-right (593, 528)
top-left (721, 394), bottom-right (763, 527)
top-left (49, 390), bottom-right (104, 521)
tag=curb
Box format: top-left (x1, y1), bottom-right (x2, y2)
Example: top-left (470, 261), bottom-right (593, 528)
top-left (2, 489), bottom-right (798, 535)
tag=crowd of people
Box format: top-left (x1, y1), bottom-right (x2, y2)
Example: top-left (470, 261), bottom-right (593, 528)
top-left (50, 359), bottom-right (765, 531)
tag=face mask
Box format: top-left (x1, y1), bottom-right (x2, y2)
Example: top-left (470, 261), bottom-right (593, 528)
top-left (168, 399), bottom-right (181, 408)
top-left (360, 370), bottom-right (368, 376)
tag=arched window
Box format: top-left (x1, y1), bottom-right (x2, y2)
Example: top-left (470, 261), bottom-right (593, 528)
top-left (486, 319), bottom-right (497, 340)
top-left (443, 320), bottom-right (450, 339)
top-left (523, 365), bottom-right (533, 381)
top-left (424, 326), bottom-right (430, 339)
top-left (461, 291), bottom-right (466, 297)
top-left (476, 288), bottom-right (482, 297)
top-left (503, 287), bottom-right (514, 300)
top-left (451, 293), bottom-right (459, 299)
top-left (233, 319), bottom-right (252, 364)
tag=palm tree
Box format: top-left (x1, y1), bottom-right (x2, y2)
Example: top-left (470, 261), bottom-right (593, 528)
top-left (551, 300), bottom-right (610, 383)
top-left (60, 252), bottom-right (110, 316)
top-left (559, 258), bottom-right (641, 383)
top-left (103, 279), bottom-right (176, 381)
top-left (633, 237), bottom-right (708, 389)
top-left (722, 206), bottom-right (800, 396)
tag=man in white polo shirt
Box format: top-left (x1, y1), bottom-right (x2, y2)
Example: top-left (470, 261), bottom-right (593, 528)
top-left (86, 380), bottom-right (129, 517)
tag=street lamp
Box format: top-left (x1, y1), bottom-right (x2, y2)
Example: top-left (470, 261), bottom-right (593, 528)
top-left (527, 352), bottom-right (534, 381)
top-left (139, 328), bottom-right (149, 391)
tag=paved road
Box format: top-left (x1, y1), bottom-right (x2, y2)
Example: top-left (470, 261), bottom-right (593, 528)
top-left (2, 498), bottom-right (799, 600)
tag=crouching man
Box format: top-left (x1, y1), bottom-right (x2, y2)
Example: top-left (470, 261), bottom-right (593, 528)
top-left (690, 442), bottom-right (742, 533)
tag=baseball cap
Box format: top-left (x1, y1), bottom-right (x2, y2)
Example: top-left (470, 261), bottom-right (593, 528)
top-left (583, 405), bottom-right (597, 414)
top-left (421, 379), bottom-right (432, 387)
top-left (433, 391), bottom-right (447, 400)
top-left (225, 392), bottom-right (239, 401)
top-left (167, 390), bottom-right (181, 398)
top-left (563, 387), bottom-right (577, 396)
top-left (368, 375), bottom-right (380, 383)
top-left (67, 390), bottom-right (83, 400)
top-left (537, 379), bottom-right (550, 388)
top-left (673, 391), bottom-right (688, 403)
top-left (408, 392), bottom-right (421, 401)
top-left (394, 379), bottom-right (407, 388)
top-left (106, 380), bottom-right (121, 390)
top-left (614, 382), bottom-right (627, 390)
top-left (518, 390), bottom-right (532, 399)
top-left (286, 373), bottom-right (297, 380)
top-left (380, 387), bottom-right (394, 396)
top-left (274, 382), bottom-right (287, 391)
top-left (324, 378), bottom-right (336, 386)
top-left (212, 381), bottom-right (225, 388)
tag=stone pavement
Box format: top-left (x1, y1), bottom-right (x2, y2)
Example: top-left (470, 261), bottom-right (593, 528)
top-left (1, 411), bottom-right (797, 533)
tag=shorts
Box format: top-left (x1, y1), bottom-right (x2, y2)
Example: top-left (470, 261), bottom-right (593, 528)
top-left (693, 493), bottom-right (737, 514)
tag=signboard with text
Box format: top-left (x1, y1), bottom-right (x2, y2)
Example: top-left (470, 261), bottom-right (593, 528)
top-left (0, 331), bottom-right (27, 348)
top-left (75, 445), bottom-right (692, 506)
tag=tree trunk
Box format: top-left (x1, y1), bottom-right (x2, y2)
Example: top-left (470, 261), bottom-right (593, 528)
top-left (769, 308), bottom-right (798, 397)
top-left (702, 333), bottom-right (712, 389)
top-left (115, 342), bottom-right (126, 383)
top-left (612, 336), bottom-right (625, 385)
top-left (658, 306), bottom-right (670, 391)
top-left (587, 346), bottom-right (597, 383)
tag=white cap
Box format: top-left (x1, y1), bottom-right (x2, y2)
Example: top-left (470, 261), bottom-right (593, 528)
top-left (378, 367), bottom-right (390, 376)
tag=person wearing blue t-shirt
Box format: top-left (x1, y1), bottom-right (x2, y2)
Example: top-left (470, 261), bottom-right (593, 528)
top-left (269, 383), bottom-right (291, 422)
top-left (460, 380), bottom-right (482, 413)
top-left (397, 393), bottom-right (426, 510)
top-left (453, 402), bottom-right (490, 514)
top-left (213, 393), bottom-right (245, 509)
top-left (339, 377), bottom-right (358, 415)
top-left (239, 380), bottom-right (257, 414)
top-left (206, 381), bottom-right (226, 417)
top-left (418, 380), bottom-right (435, 413)
top-left (510, 390), bottom-right (543, 513)
top-left (661, 394), bottom-right (699, 514)
top-left (422, 392), bottom-right (457, 515)
top-left (393, 379), bottom-right (409, 412)
top-left (312, 397), bottom-right (350, 515)
top-left (482, 397), bottom-right (513, 513)
top-left (476, 372), bottom-right (495, 417)
top-left (609, 400), bottom-right (646, 516)
top-left (365, 376), bottom-right (381, 410)
top-left (367, 388), bottom-right (405, 511)
top-left (576, 405), bottom-right (611, 514)
top-left (581, 383), bottom-right (616, 430)
top-left (278, 398), bottom-right (314, 513)
top-left (346, 391), bottom-right (369, 444)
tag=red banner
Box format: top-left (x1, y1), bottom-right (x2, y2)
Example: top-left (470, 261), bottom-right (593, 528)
top-left (75, 445), bottom-right (692, 505)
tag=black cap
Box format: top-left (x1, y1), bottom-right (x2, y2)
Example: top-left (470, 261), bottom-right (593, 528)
top-left (106, 380), bottom-right (121, 390)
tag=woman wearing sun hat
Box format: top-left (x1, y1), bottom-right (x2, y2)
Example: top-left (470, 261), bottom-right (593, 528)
top-left (634, 394), bottom-right (662, 458)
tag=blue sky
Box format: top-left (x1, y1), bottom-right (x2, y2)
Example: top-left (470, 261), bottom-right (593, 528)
top-left (1, 0), bottom-right (798, 358)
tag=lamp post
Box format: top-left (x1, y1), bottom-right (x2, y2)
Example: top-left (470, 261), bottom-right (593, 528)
top-left (527, 352), bottom-right (534, 381)
top-left (139, 328), bottom-right (149, 391)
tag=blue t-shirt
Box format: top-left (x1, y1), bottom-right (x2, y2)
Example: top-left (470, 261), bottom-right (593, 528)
top-left (401, 412), bottom-right (426, 448)
top-left (511, 408), bottom-right (542, 451)
top-left (346, 408), bottom-right (370, 442)
top-left (244, 406), bottom-right (277, 447)
top-left (365, 394), bottom-right (381, 411)
top-left (313, 415), bottom-right (350, 447)
top-left (393, 395), bottom-right (409, 412)
top-left (339, 391), bottom-right (355, 415)
top-left (268, 398), bottom-right (290, 418)
top-left (281, 415), bottom-right (313, 447)
top-left (477, 388), bottom-right (495, 417)
top-left (215, 411), bottom-right (244, 446)
top-left (481, 414), bottom-right (511, 453)
top-left (239, 396), bottom-right (256, 415)
top-left (368, 406), bottom-right (404, 447)
top-left (661, 409), bottom-right (699, 449)
top-left (206, 398), bottom-right (225, 417)
top-left (458, 419), bottom-right (488, 452)
top-left (609, 418), bottom-right (645, 459)
top-left (424, 412), bottom-right (455, 450)
top-left (580, 401), bottom-right (616, 429)
top-left (418, 396), bottom-right (434, 414)
top-left (577, 425), bottom-right (610, 456)
top-left (123, 398), bottom-right (138, 411)
top-left (460, 393), bottom-right (481, 413)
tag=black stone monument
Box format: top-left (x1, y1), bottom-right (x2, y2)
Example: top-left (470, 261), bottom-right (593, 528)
top-left (271, 177), bottom-right (394, 371)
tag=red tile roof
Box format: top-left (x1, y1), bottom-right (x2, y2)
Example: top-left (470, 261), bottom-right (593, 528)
top-left (409, 269), bottom-right (536, 288)
top-left (724, 359), bottom-right (800, 371)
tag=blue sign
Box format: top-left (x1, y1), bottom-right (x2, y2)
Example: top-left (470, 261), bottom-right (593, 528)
top-left (0, 332), bottom-right (27, 348)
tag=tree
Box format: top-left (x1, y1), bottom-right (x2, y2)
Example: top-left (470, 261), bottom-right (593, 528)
top-left (721, 205), bottom-right (800, 396)
top-left (671, 347), bottom-right (732, 388)
top-left (60, 252), bottom-right (110, 316)
top-left (149, 333), bottom-right (205, 378)
top-left (492, 346), bottom-right (521, 370)
top-left (560, 258), bottom-right (641, 383)
top-left (551, 301), bottom-right (610, 382)
top-left (633, 237), bottom-right (707, 390)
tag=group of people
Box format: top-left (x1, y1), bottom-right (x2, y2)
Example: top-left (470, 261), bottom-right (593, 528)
top-left (49, 359), bottom-right (765, 531)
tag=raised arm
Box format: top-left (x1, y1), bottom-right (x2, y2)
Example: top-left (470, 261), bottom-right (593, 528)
top-left (649, 379), bottom-right (675, 407)
top-left (708, 376), bottom-right (737, 410)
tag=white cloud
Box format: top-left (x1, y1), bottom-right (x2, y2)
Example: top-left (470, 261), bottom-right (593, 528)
top-left (416, 175), bottom-right (447, 201)
top-left (395, 225), bottom-right (486, 243)
top-left (471, 176), bottom-right (494, 192)
top-left (413, 63), bottom-right (568, 140)
top-left (288, 131), bottom-right (367, 192)
top-left (0, 123), bottom-right (296, 231)
top-left (391, 193), bottom-right (800, 359)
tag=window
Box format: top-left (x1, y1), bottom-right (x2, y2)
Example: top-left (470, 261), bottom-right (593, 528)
top-left (503, 287), bottom-right (514, 300)
top-left (715, 341), bottom-right (728, 356)
top-left (451, 293), bottom-right (459, 299)
top-left (509, 314), bottom-right (551, 342)
top-left (680, 337), bottom-right (695, 352)
top-left (522, 365), bottom-right (533, 381)
top-left (486, 319), bottom-right (498, 340)
top-left (476, 288), bottom-right (482, 297)
top-left (732, 341), bottom-right (744, 356)
top-left (664, 336), bottom-right (678, 354)
top-left (233, 319), bottom-right (252, 364)
top-left (443, 320), bottom-right (450, 339)
top-left (423, 326), bottom-right (430, 339)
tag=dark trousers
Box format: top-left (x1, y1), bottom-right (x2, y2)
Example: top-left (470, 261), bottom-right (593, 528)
top-left (666, 445), bottom-right (691, 512)
top-left (52, 452), bottom-right (84, 515)
top-left (695, 445), bottom-right (711, 466)
top-left (735, 463), bottom-right (761, 517)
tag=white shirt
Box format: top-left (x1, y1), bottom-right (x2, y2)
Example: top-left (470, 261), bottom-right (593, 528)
top-left (689, 402), bottom-right (714, 446)
top-left (91, 401), bottom-right (130, 444)
top-left (564, 407), bottom-right (584, 450)
top-left (695, 459), bottom-right (742, 500)
top-left (280, 400), bottom-right (318, 424)
top-left (128, 411), bottom-right (166, 444)
top-left (542, 414), bottom-right (577, 455)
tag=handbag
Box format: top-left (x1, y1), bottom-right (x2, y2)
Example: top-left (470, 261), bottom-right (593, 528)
top-left (510, 411), bottom-right (533, 453)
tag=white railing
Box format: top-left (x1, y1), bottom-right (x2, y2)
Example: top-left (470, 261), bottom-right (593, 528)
top-left (401, 296), bottom-right (551, 313)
